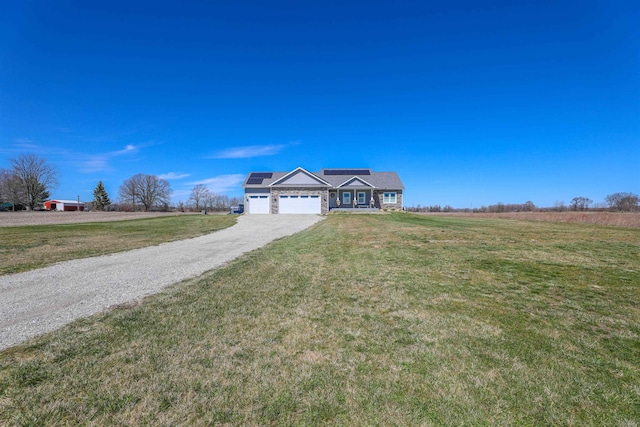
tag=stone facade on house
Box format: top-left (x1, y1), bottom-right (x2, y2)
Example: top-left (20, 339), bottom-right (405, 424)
top-left (374, 190), bottom-right (403, 211)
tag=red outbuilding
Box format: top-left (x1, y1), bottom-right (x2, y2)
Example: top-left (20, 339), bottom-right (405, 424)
top-left (43, 200), bottom-right (85, 211)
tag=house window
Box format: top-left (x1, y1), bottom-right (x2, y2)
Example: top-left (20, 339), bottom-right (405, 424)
top-left (342, 192), bottom-right (351, 205)
top-left (383, 192), bottom-right (397, 204)
top-left (358, 192), bottom-right (366, 205)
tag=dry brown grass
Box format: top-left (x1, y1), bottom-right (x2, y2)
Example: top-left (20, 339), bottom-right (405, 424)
top-left (418, 211), bottom-right (640, 228)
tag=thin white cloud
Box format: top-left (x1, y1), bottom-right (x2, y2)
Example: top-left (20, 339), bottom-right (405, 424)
top-left (189, 174), bottom-right (245, 193)
top-left (80, 157), bottom-right (110, 172)
top-left (0, 138), bottom-right (41, 155)
top-left (158, 172), bottom-right (190, 180)
top-left (112, 144), bottom-right (138, 156)
top-left (2, 136), bottom-right (146, 173)
top-left (211, 144), bottom-right (287, 159)
top-left (80, 144), bottom-right (141, 173)
top-left (14, 138), bottom-right (39, 150)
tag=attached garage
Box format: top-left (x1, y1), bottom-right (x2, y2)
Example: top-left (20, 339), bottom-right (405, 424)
top-left (279, 195), bottom-right (321, 214)
top-left (248, 195), bottom-right (270, 214)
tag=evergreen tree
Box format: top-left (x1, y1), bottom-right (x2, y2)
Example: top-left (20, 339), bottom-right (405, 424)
top-left (92, 181), bottom-right (111, 210)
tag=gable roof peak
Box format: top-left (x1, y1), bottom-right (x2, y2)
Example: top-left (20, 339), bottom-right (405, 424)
top-left (269, 166), bottom-right (330, 186)
top-left (337, 176), bottom-right (376, 188)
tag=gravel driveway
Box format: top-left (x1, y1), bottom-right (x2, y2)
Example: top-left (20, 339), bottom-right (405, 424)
top-left (0, 214), bottom-right (324, 351)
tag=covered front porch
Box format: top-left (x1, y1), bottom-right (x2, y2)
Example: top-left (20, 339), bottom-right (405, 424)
top-left (329, 188), bottom-right (376, 210)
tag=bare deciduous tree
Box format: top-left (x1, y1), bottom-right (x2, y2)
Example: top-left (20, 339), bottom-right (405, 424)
top-left (9, 154), bottom-right (59, 210)
top-left (0, 169), bottom-right (23, 210)
top-left (201, 192), bottom-right (235, 211)
top-left (214, 194), bottom-right (230, 211)
top-left (606, 192), bottom-right (639, 212)
top-left (553, 201), bottom-right (567, 212)
top-left (119, 173), bottom-right (172, 211)
top-left (229, 196), bottom-right (243, 208)
top-left (138, 174), bottom-right (172, 211)
top-left (0, 169), bottom-right (11, 202)
top-left (189, 184), bottom-right (210, 211)
top-left (570, 197), bottom-right (592, 211)
top-left (118, 176), bottom-right (138, 211)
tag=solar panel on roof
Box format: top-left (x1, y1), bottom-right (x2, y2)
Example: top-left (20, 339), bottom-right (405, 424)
top-left (246, 177), bottom-right (264, 184)
top-left (324, 169), bottom-right (371, 175)
top-left (250, 172), bottom-right (273, 178)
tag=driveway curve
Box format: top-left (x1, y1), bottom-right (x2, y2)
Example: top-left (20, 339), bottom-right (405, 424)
top-left (0, 214), bottom-right (324, 351)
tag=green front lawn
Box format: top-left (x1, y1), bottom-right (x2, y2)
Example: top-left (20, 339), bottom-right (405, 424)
top-left (0, 215), bottom-right (237, 275)
top-left (1, 213), bottom-right (638, 425)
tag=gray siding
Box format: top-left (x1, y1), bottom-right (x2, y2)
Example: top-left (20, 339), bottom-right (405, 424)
top-left (277, 170), bottom-right (325, 185)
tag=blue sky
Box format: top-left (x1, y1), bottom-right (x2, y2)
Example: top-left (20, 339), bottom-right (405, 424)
top-left (1, 1), bottom-right (638, 208)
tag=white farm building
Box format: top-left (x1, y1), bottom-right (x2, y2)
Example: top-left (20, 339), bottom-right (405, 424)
top-left (43, 200), bottom-right (85, 211)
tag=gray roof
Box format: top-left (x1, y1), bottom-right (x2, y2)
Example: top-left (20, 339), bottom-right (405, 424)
top-left (243, 168), bottom-right (404, 190)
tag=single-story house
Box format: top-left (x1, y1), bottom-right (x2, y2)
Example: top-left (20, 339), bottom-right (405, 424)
top-left (43, 200), bottom-right (85, 211)
top-left (243, 167), bottom-right (404, 214)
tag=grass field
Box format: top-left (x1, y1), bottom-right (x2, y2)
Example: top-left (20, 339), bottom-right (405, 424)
top-left (1, 213), bottom-right (639, 425)
top-left (0, 214), bottom-right (237, 275)
top-left (419, 211), bottom-right (640, 228)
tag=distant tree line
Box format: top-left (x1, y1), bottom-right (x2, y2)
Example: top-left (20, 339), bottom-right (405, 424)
top-left (605, 192), bottom-right (640, 212)
top-left (407, 193), bottom-right (639, 213)
top-left (0, 153), bottom-right (242, 212)
top-left (112, 177), bottom-right (241, 212)
top-left (180, 184), bottom-right (242, 212)
top-left (407, 204), bottom-right (455, 213)
top-left (2, 152), bottom-right (638, 213)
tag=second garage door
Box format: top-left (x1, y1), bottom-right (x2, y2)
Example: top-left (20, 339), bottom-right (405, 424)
top-left (279, 195), bottom-right (321, 214)
top-left (248, 195), bottom-right (270, 214)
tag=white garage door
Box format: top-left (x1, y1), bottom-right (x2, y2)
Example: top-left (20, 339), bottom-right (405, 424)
top-left (248, 195), bottom-right (270, 214)
top-left (279, 195), bottom-right (321, 214)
